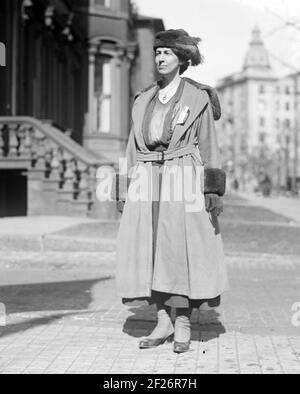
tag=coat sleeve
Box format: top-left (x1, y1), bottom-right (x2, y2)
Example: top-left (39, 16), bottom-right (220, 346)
top-left (197, 99), bottom-right (226, 196)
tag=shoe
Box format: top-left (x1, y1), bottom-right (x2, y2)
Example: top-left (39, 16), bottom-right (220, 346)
top-left (139, 333), bottom-right (174, 349)
top-left (173, 340), bottom-right (191, 353)
top-left (139, 306), bottom-right (174, 349)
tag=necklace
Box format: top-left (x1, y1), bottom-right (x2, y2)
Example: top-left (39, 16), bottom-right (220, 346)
top-left (160, 92), bottom-right (168, 102)
top-left (158, 77), bottom-right (181, 103)
top-left (159, 83), bottom-right (179, 103)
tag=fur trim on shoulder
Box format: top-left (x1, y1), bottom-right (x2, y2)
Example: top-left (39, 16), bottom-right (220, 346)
top-left (204, 168), bottom-right (226, 196)
top-left (184, 78), bottom-right (222, 121)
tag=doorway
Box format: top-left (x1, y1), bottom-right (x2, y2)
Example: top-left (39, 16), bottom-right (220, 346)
top-left (0, 169), bottom-right (27, 217)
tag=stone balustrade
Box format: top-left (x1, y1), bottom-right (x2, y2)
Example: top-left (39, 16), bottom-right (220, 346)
top-left (0, 117), bottom-right (118, 219)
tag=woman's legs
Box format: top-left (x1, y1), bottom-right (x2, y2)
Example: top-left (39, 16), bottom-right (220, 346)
top-left (139, 303), bottom-right (174, 349)
top-left (174, 307), bottom-right (192, 352)
top-left (147, 304), bottom-right (174, 338)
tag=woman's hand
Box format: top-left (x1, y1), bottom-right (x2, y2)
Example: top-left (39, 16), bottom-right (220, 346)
top-left (117, 200), bottom-right (125, 214)
top-left (205, 193), bottom-right (224, 216)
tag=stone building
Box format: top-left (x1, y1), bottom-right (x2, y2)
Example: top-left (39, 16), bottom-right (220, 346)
top-left (0, 0), bottom-right (164, 218)
top-left (216, 26), bottom-right (300, 192)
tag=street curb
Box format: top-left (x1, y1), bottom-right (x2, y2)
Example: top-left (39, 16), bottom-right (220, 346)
top-left (0, 234), bottom-right (116, 253)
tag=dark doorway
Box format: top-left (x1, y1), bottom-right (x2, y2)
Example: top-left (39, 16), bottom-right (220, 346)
top-left (0, 170), bottom-right (27, 217)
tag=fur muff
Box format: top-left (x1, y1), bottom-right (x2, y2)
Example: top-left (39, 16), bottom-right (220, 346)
top-left (204, 168), bottom-right (226, 196)
top-left (154, 29), bottom-right (203, 66)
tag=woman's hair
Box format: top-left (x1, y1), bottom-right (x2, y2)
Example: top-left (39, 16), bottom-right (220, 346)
top-left (171, 48), bottom-right (191, 75)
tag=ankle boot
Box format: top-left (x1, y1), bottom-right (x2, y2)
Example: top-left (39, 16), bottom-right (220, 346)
top-left (174, 309), bottom-right (192, 353)
top-left (139, 307), bottom-right (174, 349)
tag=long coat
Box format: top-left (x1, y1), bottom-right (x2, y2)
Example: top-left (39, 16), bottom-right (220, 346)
top-left (116, 78), bottom-right (229, 300)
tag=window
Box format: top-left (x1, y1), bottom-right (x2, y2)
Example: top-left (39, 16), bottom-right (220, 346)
top-left (276, 118), bottom-right (280, 129)
top-left (0, 42), bottom-right (5, 67)
top-left (285, 119), bottom-right (291, 129)
top-left (285, 86), bottom-right (291, 95)
top-left (259, 132), bottom-right (267, 143)
top-left (286, 102), bottom-right (290, 111)
top-left (259, 117), bottom-right (265, 127)
top-left (259, 85), bottom-right (265, 94)
top-left (94, 0), bottom-right (112, 8)
top-left (93, 55), bottom-right (112, 133)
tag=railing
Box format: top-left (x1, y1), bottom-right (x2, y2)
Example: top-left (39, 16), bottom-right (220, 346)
top-left (0, 117), bottom-right (116, 217)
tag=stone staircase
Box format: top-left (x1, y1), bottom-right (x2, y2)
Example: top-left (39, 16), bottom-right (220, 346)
top-left (0, 117), bottom-right (118, 219)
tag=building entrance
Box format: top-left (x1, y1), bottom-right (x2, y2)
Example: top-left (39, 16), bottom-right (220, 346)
top-left (0, 170), bottom-right (27, 217)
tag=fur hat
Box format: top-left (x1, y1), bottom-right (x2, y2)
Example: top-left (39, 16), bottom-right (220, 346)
top-left (153, 29), bottom-right (203, 66)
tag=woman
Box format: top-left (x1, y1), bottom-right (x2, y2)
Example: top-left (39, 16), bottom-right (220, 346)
top-left (116, 29), bottom-right (229, 353)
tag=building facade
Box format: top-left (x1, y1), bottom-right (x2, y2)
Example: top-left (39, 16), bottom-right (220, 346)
top-left (217, 26), bottom-right (300, 192)
top-left (0, 0), bottom-right (164, 218)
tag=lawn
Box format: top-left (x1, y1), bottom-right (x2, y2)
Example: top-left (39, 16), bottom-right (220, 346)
top-left (54, 201), bottom-right (300, 257)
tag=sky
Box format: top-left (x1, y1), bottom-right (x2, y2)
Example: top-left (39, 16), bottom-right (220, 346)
top-left (134, 0), bottom-right (300, 86)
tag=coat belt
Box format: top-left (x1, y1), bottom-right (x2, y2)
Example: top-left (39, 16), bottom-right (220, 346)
top-left (136, 145), bottom-right (201, 163)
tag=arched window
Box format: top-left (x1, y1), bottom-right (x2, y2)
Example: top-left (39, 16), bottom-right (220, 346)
top-left (94, 54), bottom-right (112, 133)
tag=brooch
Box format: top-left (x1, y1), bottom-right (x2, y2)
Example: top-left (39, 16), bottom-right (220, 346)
top-left (176, 106), bottom-right (190, 125)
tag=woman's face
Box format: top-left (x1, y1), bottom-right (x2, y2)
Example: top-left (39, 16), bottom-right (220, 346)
top-left (155, 47), bottom-right (181, 76)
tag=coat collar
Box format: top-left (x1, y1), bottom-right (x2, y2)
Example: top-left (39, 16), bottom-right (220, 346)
top-left (132, 84), bottom-right (158, 151)
top-left (132, 78), bottom-right (209, 151)
top-left (168, 78), bottom-right (209, 149)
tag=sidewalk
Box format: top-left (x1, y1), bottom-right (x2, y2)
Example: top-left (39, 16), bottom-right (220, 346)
top-left (0, 216), bottom-right (118, 253)
top-left (0, 203), bottom-right (299, 374)
top-left (234, 192), bottom-right (300, 224)
top-left (0, 216), bottom-right (96, 236)
top-left (0, 252), bottom-right (299, 375)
